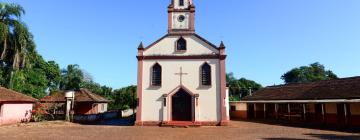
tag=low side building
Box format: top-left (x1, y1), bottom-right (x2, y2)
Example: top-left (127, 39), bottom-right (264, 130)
top-left (40, 88), bottom-right (110, 115)
top-left (230, 76), bottom-right (360, 126)
top-left (0, 87), bottom-right (37, 125)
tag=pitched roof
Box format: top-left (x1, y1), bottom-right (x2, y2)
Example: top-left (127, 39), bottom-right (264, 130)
top-left (143, 33), bottom-right (219, 51)
top-left (0, 87), bottom-right (37, 103)
top-left (40, 88), bottom-right (110, 103)
top-left (243, 76), bottom-right (360, 101)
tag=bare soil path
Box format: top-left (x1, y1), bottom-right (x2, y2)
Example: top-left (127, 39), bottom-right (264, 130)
top-left (0, 121), bottom-right (359, 140)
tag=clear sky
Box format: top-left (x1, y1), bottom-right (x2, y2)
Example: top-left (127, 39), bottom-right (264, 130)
top-left (3, 0), bottom-right (360, 88)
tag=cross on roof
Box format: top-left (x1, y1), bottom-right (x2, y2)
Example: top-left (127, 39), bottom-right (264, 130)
top-left (175, 67), bottom-right (188, 85)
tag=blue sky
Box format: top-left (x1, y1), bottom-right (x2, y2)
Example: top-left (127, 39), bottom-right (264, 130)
top-left (3, 0), bottom-right (360, 88)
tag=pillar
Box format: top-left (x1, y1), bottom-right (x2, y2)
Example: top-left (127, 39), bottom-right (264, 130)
top-left (264, 104), bottom-right (266, 119)
top-left (275, 104), bottom-right (279, 120)
top-left (321, 104), bottom-right (325, 123)
top-left (162, 94), bottom-right (168, 122)
top-left (303, 104), bottom-right (306, 121)
top-left (344, 104), bottom-right (348, 125)
top-left (64, 91), bottom-right (75, 122)
top-left (254, 104), bottom-right (257, 119)
top-left (65, 98), bottom-right (71, 121)
top-left (288, 104), bottom-right (291, 120)
top-left (194, 94), bottom-right (200, 122)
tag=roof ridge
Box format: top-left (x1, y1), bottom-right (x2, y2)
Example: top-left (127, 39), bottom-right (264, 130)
top-left (80, 88), bottom-right (97, 101)
top-left (267, 76), bottom-right (360, 89)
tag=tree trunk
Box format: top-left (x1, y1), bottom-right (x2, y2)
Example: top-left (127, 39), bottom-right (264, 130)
top-left (21, 53), bottom-right (26, 69)
top-left (12, 52), bottom-right (19, 70)
top-left (1, 38), bottom-right (7, 60)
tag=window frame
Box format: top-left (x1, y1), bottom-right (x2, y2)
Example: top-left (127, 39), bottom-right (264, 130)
top-left (179, 0), bottom-right (184, 6)
top-left (151, 63), bottom-right (162, 86)
top-left (201, 62), bottom-right (212, 86)
top-left (175, 37), bottom-right (187, 52)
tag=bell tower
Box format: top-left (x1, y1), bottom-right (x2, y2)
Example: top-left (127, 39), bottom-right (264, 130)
top-left (168, 0), bottom-right (195, 34)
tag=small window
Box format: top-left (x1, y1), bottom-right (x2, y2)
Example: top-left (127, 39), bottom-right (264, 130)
top-left (152, 63), bottom-right (162, 86)
top-left (201, 63), bottom-right (211, 85)
top-left (176, 37), bottom-right (186, 51)
top-left (179, 0), bottom-right (184, 6)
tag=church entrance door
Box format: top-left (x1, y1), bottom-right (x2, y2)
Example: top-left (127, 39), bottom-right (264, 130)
top-left (172, 89), bottom-right (192, 121)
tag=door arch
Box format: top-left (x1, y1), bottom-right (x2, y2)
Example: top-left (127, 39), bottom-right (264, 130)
top-left (171, 88), bottom-right (192, 121)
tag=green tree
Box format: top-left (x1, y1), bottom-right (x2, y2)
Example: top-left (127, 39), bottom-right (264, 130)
top-left (45, 61), bottom-right (61, 92)
top-left (281, 62), bottom-right (338, 84)
top-left (60, 64), bottom-right (84, 90)
top-left (12, 68), bottom-right (48, 99)
top-left (111, 85), bottom-right (137, 110)
top-left (226, 72), bottom-right (262, 101)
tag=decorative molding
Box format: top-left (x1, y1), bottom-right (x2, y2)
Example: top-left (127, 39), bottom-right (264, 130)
top-left (137, 55), bottom-right (226, 60)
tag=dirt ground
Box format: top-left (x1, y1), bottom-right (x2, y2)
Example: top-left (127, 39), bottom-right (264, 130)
top-left (0, 121), bottom-right (359, 140)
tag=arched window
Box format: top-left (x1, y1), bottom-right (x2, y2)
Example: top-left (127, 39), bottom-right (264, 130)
top-left (176, 37), bottom-right (186, 51)
top-left (179, 0), bottom-right (184, 6)
top-left (201, 63), bottom-right (211, 86)
top-left (152, 63), bottom-right (162, 86)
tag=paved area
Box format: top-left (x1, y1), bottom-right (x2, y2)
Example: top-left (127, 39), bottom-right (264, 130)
top-left (0, 121), bottom-right (359, 140)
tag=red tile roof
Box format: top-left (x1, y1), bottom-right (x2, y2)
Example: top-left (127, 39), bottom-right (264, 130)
top-left (243, 76), bottom-right (360, 101)
top-left (40, 88), bottom-right (110, 103)
top-left (0, 87), bottom-right (37, 103)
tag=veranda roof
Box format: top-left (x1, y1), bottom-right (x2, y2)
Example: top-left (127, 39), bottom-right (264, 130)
top-left (242, 76), bottom-right (360, 102)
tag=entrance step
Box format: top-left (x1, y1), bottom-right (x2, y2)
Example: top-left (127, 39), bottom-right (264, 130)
top-left (161, 121), bottom-right (201, 128)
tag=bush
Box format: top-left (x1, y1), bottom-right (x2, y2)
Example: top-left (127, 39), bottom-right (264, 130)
top-left (31, 102), bottom-right (48, 122)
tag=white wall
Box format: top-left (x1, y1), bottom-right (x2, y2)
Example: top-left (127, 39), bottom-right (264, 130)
top-left (144, 35), bottom-right (219, 56)
top-left (172, 12), bottom-right (190, 29)
top-left (96, 103), bottom-right (108, 113)
top-left (0, 103), bottom-right (33, 125)
top-left (141, 59), bottom-right (221, 122)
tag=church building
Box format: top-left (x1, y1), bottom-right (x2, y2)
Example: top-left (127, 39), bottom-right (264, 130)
top-left (136, 0), bottom-right (229, 126)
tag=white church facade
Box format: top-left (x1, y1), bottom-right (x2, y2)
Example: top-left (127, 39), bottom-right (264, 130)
top-left (136, 0), bottom-right (229, 126)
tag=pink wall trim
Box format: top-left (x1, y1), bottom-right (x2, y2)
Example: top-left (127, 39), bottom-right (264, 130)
top-left (136, 48), bottom-right (144, 125)
top-left (219, 46), bottom-right (229, 125)
top-left (0, 103), bottom-right (33, 125)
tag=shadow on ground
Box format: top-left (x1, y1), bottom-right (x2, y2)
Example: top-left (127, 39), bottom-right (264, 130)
top-left (79, 117), bottom-right (135, 126)
top-left (263, 133), bottom-right (360, 140)
top-left (232, 119), bottom-right (360, 133)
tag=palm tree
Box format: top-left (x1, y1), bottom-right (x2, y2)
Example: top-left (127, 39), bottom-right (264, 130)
top-left (0, 2), bottom-right (33, 70)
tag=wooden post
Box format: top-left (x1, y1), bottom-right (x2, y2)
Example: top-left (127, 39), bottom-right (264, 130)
top-left (344, 104), bottom-right (348, 125)
top-left (303, 104), bottom-right (306, 121)
top-left (288, 104), bottom-right (291, 120)
top-left (264, 104), bottom-right (266, 119)
top-left (321, 104), bottom-right (325, 123)
top-left (254, 104), bottom-right (257, 119)
top-left (275, 104), bottom-right (279, 120)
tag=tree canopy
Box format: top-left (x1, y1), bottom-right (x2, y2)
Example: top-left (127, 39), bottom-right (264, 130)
top-left (227, 73), bottom-right (262, 101)
top-left (0, 2), bottom-right (137, 111)
top-left (281, 62), bottom-right (338, 84)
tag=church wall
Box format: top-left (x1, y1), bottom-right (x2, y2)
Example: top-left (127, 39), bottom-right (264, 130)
top-left (143, 35), bottom-right (219, 56)
top-left (141, 59), bottom-right (221, 122)
top-left (172, 12), bottom-right (190, 29)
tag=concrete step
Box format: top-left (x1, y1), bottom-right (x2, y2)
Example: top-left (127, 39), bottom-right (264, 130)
top-left (161, 121), bottom-right (201, 128)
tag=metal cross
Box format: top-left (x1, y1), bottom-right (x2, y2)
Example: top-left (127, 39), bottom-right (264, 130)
top-left (175, 67), bottom-right (188, 85)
